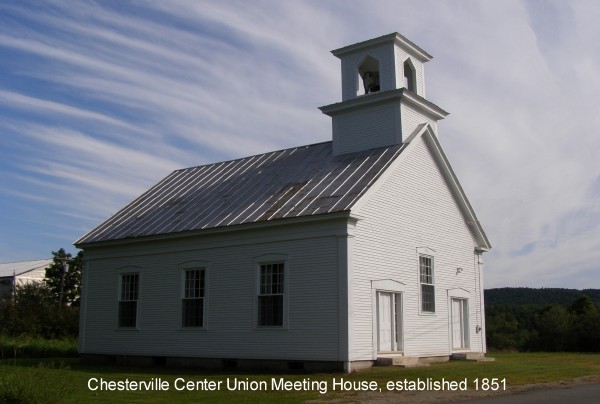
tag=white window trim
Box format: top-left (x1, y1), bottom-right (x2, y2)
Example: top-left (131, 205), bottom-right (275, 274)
top-left (116, 266), bottom-right (142, 330)
top-left (178, 260), bottom-right (209, 330)
top-left (253, 253), bottom-right (289, 330)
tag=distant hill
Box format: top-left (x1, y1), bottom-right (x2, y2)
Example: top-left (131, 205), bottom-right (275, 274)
top-left (484, 287), bottom-right (600, 306)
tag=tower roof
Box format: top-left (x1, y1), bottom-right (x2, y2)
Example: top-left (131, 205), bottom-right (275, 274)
top-left (331, 32), bottom-right (433, 62)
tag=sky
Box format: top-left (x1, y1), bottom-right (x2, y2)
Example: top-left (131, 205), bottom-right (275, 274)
top-left (0, 0), bottom-right (598, 289)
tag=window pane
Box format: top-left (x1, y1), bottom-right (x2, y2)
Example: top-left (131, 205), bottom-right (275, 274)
top-left (419, 256), bottom-right (432, 284)
top-left (272, 263), bottom-right (283, 294)
top-left (421, 284), bottom-right (435, 312)
top-left (184, 269), bottom-right (205, 299)
top-left (260, 263), bottom-right (284, 295)
top-left (121, 274), bottom-right (139, 301)
top-left (182, 298), bottom-right (204, 327)
top-left (118, 301), bottom-right (137, 327)
top-left (258, 295), bottom-right (283, 326)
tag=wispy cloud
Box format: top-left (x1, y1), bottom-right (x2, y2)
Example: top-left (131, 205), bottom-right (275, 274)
top-left (0, 0), bottom-right (598, 288)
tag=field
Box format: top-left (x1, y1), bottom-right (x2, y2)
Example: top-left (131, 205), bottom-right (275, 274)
top-left (1, 351), bottom-right (600, 403)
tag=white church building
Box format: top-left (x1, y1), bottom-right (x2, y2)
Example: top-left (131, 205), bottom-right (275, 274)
top-left (76, 32), bottom-right (491, 372)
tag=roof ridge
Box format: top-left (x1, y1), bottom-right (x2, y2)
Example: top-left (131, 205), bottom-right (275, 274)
top-left (174, 140), bottom-right (333, 173)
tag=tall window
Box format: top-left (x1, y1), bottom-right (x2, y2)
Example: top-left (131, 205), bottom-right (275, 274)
top-left (419, 255), bottom-right (435, 313)
top-left (404, 59), bottom-right (416, 93)
top-left (182, 269), bottom-right (205, 327)
top-left (357, 55), bottom-right (380, 95)
top-left (258, 262), bottom-right (284, 326)
top-left (119, 273), bottom-right (139, 327)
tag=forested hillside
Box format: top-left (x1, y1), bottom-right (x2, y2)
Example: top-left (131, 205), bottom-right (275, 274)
top-left (485, 287), bottom-right (600, 306)
top-left (484, 288), bottom-right (600, 352)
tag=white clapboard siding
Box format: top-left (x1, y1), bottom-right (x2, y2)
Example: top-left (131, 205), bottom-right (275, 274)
top-left (79, 219), bottom-right (345, 361)
top-left (402, 102), bottom-right (437, 140)
top-left (350, 135), bottom-right (484, 360)
top-left (332, 104), bottom-right (400, 155)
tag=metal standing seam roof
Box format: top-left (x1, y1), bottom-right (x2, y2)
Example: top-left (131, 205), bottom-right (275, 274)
top-left (76, 141), bottom-right (406, 245)
top-left (0, 259), bottom-right (53, 277)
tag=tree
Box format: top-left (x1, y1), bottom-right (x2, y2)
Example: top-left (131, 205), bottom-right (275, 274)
top-left (0, 282), bottom-right (78, 338)
top-left (536, 305), bottom-right (570, 351)
top-left (44, 248), bottom-right (83, 307)
top-left (569, 295), bottom-right (597, 316)
top-left (568, 295), bottom-right (600, 351)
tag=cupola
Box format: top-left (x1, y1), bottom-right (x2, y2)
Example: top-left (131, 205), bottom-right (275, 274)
top-left (319, 33), bottom-right (448, 156)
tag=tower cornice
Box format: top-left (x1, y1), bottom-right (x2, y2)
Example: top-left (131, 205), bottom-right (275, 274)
top-left (319, 88), bottom-right (448, 121)
top-left (331, 32), bottom-right (433, 62)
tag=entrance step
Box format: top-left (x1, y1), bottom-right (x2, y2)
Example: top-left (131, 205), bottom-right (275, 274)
top-left (451, 352), bottom-right (495, 362)
top-left (376, 356), bottom-right (430, 368)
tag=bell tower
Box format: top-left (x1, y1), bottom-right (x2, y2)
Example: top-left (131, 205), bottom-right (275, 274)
top-left (319, 33), bottom-right (448, 156)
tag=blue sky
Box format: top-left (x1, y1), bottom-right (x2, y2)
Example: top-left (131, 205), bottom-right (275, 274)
top-left (0, 0), bottom-right (598, 289)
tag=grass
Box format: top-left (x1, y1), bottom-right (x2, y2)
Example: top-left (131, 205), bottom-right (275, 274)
top-left (1, 353), bottom-right (599, 403)
top-left (0, 335), bottom-right (78, 359)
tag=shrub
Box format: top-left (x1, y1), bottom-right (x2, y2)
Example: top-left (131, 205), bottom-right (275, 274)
top-left (0, 336), bottom-right (78, 359)
top-left (0, 283), bottom-right (79, 339)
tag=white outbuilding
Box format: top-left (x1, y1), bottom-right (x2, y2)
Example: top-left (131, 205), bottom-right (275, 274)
top-left (76, 33), bottom-right (491, 372)
top-left (0, 259), bottom-right (52, 299)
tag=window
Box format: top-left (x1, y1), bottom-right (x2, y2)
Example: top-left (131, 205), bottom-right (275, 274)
top-left (419, 255), bottom-right (435, 313)
top-left (182, 269), bottom-right (205, 327)
top-left (403, 59), bottom-right (416, 92)
top-left (119, 273), bottom-right (139, 327)
top-left (357, 55), bottom-right (380, 95)
top-left (258, 262), bottom-right (284, 326)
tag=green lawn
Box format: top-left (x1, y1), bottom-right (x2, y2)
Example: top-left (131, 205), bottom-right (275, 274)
top-left (1, 353), bottom-right (599, 403)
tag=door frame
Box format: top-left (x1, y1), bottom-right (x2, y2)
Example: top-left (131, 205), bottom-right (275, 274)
top-left (447, 288), bottom-right (471, 352)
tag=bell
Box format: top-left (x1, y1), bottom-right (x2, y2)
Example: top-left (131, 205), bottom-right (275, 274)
top-left (362, 71), bottom-right (380, 94)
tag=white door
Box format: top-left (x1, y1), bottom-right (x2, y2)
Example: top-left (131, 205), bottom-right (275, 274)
top-left (451, 298), bottom-right (469, 349)
top-left (377, 292), bottom-right (402, 352)
top-left (378, 292), bottom-right (392, 351)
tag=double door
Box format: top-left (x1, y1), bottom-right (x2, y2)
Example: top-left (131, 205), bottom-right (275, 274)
top-left (377, 291), bottom-right (402, 352)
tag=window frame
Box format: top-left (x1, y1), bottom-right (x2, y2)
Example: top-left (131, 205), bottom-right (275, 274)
top-left (419, 254), bottom-right (436, 314)
top-left (117, 271), bottom-right (140, 329)
top-left (178, 261), bottom-right (209, 330)
top-left (254, 254), bottom-right (289, 329)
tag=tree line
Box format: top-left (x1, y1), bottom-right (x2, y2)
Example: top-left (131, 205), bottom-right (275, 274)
top-left (485, 287), bottom-right (600, 306)
top-left (485, 288), bottom-right (600, 352)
